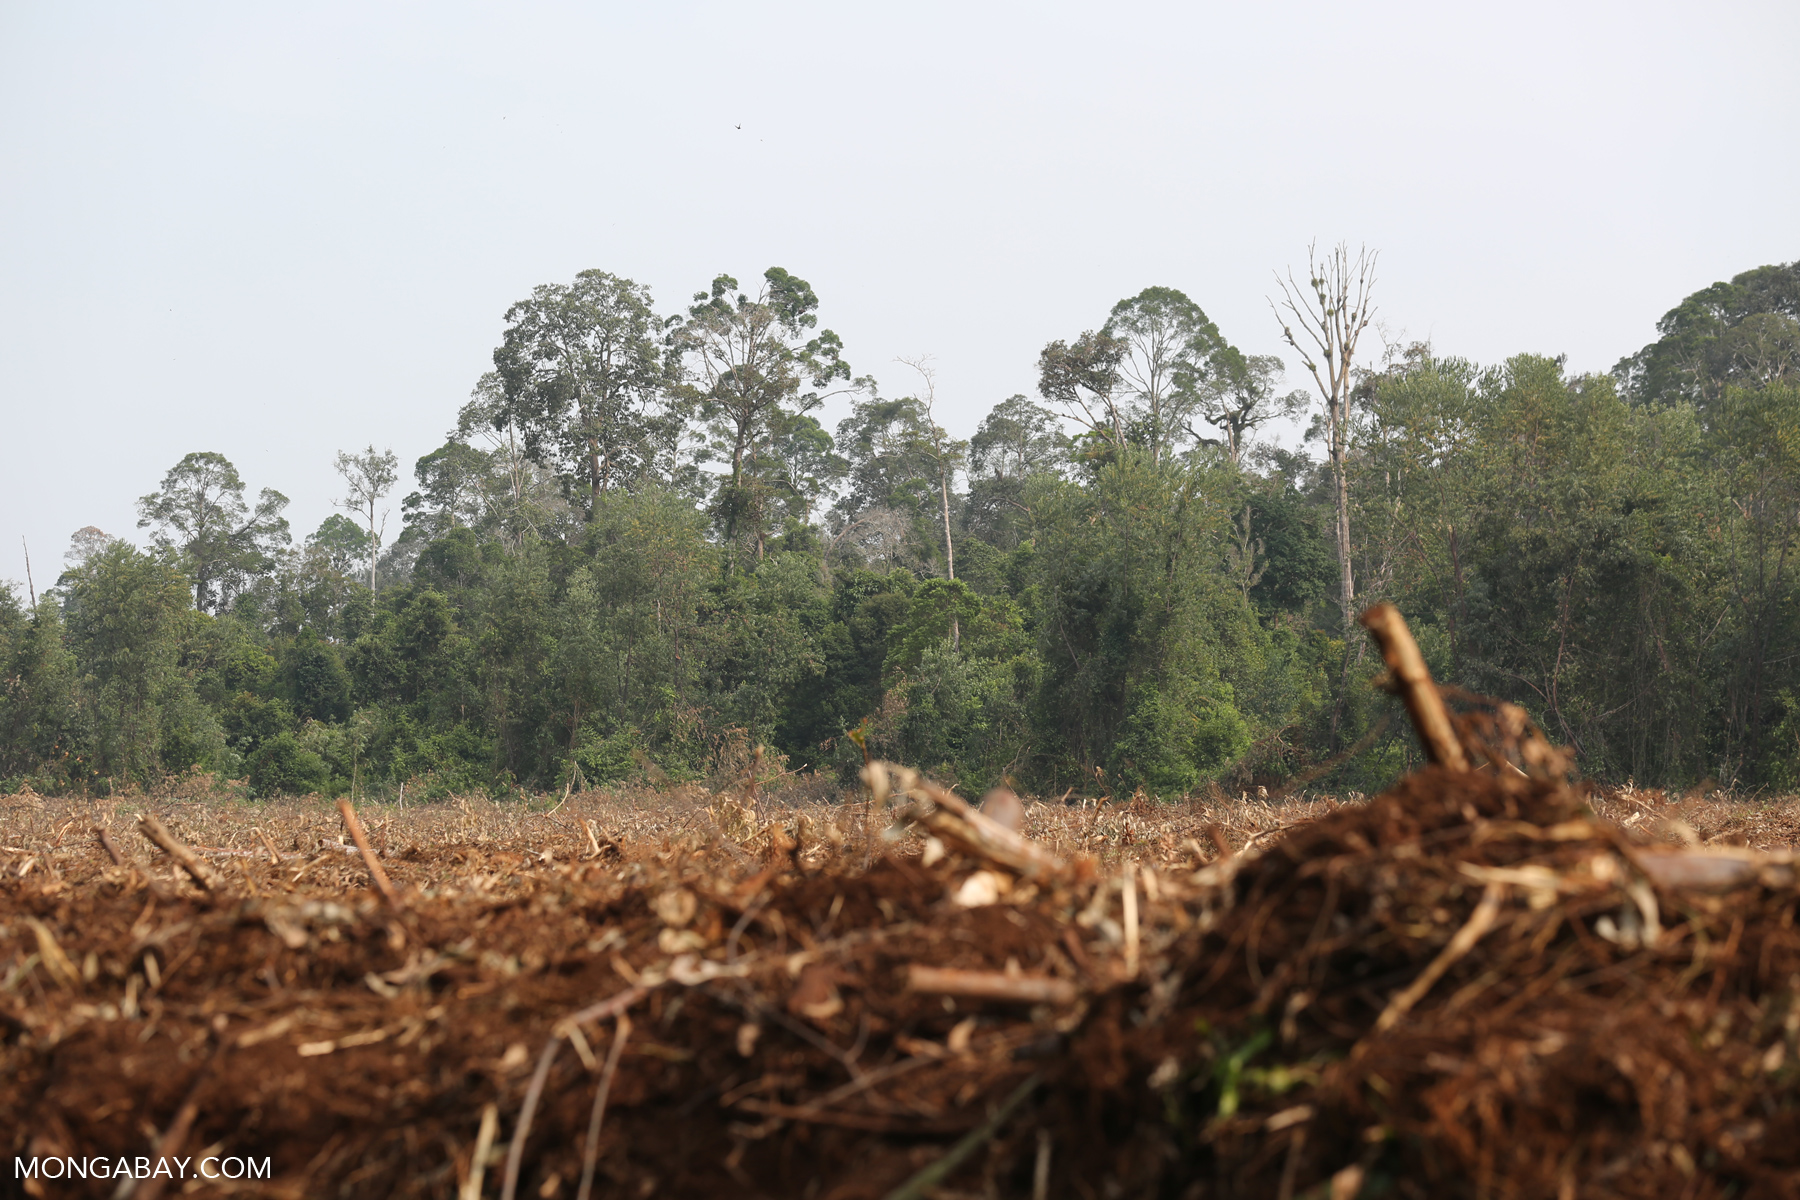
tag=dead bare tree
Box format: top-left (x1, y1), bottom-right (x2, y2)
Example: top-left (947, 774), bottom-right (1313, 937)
top-left (896, 357), bottom-right (962, 582)
top-left (1270, 242), bottom-right (1377, 745)
top-left (1270, 243), bottom-right (1377, 627)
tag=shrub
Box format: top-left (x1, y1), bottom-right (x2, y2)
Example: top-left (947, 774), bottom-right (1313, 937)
top-left (246, 732), bottom-right (331, 797)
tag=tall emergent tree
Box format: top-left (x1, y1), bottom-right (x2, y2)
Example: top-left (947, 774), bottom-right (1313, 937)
top-left (334, 446), bottom-right (399, 591)
top-left (895, 356), bottom-right (967, 587)
top-left (675, 268), bottom-right (859, 570)
top-left (1191, 348), bottom-right (1307, 464)
top-left (1615, 260), bottom-right (1800, 408)
top-left (136, 451), bottom-right (290, 612)
top-left (1271, 243), bottom-right (1377, 635)
top-left (1037, 328), bottom-right (1127, 455)
top-left (491, 270), bottom-right (674, 513)
top-left (1039, 287), bottom-right (1241, 465)
top-left (401, 440), bottom-right (494, 543)
top-left (1102, 287), bottom-right (1228, 463)
top-left (965, 394), bottom-right (1066, 548)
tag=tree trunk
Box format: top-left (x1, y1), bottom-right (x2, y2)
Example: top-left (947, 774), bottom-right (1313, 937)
top-left (940, 467), bottom-right (959, 650)
top-left (589, 433), bottom-right (603, 519)
top-left (1332, 438), bottom-right (1355, 631)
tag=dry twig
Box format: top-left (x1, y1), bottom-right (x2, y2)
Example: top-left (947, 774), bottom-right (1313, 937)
top-left (1360, 603), bottom-right (1469, 772)
top-left (500, 1037), bottom-right (561, 1200)
top-left (136, 813), bottom-right (221, 892)
top-left (901, 773), bottom-right (1067, 881)
top-left (575, 1014), bottom-right (631, 1200)
top-left (94, 825), bottom-right (125, 866)
top-left (337, 799), bottom-right (402, 908)
top-left (1373, 881), bottom-right (1505, 1033)
top-left (906, 965), bottom-right (1078, 1006)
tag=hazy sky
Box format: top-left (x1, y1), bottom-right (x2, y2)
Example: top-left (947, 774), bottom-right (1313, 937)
top-left (2, 1), bottom-right (1796, 593)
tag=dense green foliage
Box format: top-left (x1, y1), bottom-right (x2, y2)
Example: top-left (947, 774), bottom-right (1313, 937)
top-left (6, 262), bottom-right (1799, 797)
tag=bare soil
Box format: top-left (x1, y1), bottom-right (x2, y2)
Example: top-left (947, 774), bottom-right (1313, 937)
top-left (4, 775), bottom-right (1800, 1198)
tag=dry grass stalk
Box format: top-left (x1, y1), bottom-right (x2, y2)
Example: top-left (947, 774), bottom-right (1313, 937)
top-left (252, 826), bottom-right (282, 865)
top-left (555, 985), bottom-right (651, 1035)
top-left (24, 918), bottom-right (80, 989)
top-left (882, 1073), bottom-right (1041, 1200)
top-left (461, 1103), bottom-right (499, 1200)
top-left (1122, 860), bottom-right (1140, 979)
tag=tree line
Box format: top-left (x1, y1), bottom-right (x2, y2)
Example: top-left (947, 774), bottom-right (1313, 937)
top-left (3, 254), bottom-right (1797, 800)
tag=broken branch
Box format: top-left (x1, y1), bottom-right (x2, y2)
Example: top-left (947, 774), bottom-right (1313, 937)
top-left (94, 825), bottom-right (125, 866)
top-left (1360, 603), bottom-right (1469, 772)
top-left (899, 772), bottom-right (1067, 881)
top-left (906, 965), bottom-right (1078, 1006)
top-left (337, 799), bottom-right (402, 909)
top-left (137, 813), bottom-right (221, 892)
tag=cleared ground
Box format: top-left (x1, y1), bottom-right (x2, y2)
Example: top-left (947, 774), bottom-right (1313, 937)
top-left (4, 773), bottom-right (1800, 1198)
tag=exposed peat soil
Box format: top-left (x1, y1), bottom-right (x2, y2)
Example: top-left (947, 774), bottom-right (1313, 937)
top-left (6, 748), bottom-right (1800, 1197)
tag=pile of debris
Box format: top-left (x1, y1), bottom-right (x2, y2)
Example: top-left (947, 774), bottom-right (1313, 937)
top-left (4, 605), bottom-right (1800, 1198)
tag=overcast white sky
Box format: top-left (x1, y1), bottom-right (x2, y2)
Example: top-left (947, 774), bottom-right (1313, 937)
top-left (2, 1), bottom-right (1796, 593)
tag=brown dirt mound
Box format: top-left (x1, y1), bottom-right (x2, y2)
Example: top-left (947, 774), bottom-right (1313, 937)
top-left (6, 758), bottom-right (1800, 1195)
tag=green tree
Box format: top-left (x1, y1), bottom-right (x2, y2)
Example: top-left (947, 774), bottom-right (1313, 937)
top-left (1444, 356), bottom-right (1712, 781)
top-left (763, 409), bottom-right (848, 532)
top-left (698, 553), bottom-right (829, 759)
top-left (1026, 454), bottom-right (1273, 793)
top-left (1192, 348), bottom-right (1307, 464)
top-left (832, 379), bottom-right (963, 578)
top-left (136, 451), bottom-right (291, 612)
top-left (334, 445), bottom-right (399, 591)
top-left (779, 568), bottom-right (917, 771)
top-left (458, 374), bottom-right (580, 551)
top-left (675, 268), bottom-right (861, 570)
top-left (491, 270), bottom-right (677, 512)
top-left (307, 514), bottom-right (370, 576)
top-left (246, 731), bottom-right (330, 796)
top-left (62, 542), bottom-right (221, 784)
top-left (1037, 328), bottom-right (1127, 456)
top-left (280, 631), bottom-right (352, 724)
top-left (1616, 261), bottom-right (1800, 407)
top-left (557, 490), bottom-right (712, 777)
top-left (894, 358), bottom-right (968, 597)
top-left (1102, 286), bottom-right (1228, 463)
top-left (401, 440), bottom-right (493, 541)
top-left (0, 588), bottom-right (79, 784)
top-left (1702, 382), bottom-right (1800, 781)
top-left (1037, 286), bottom-right (1242, 465)
top-left (965, 394), bottom-right (1066, 549)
